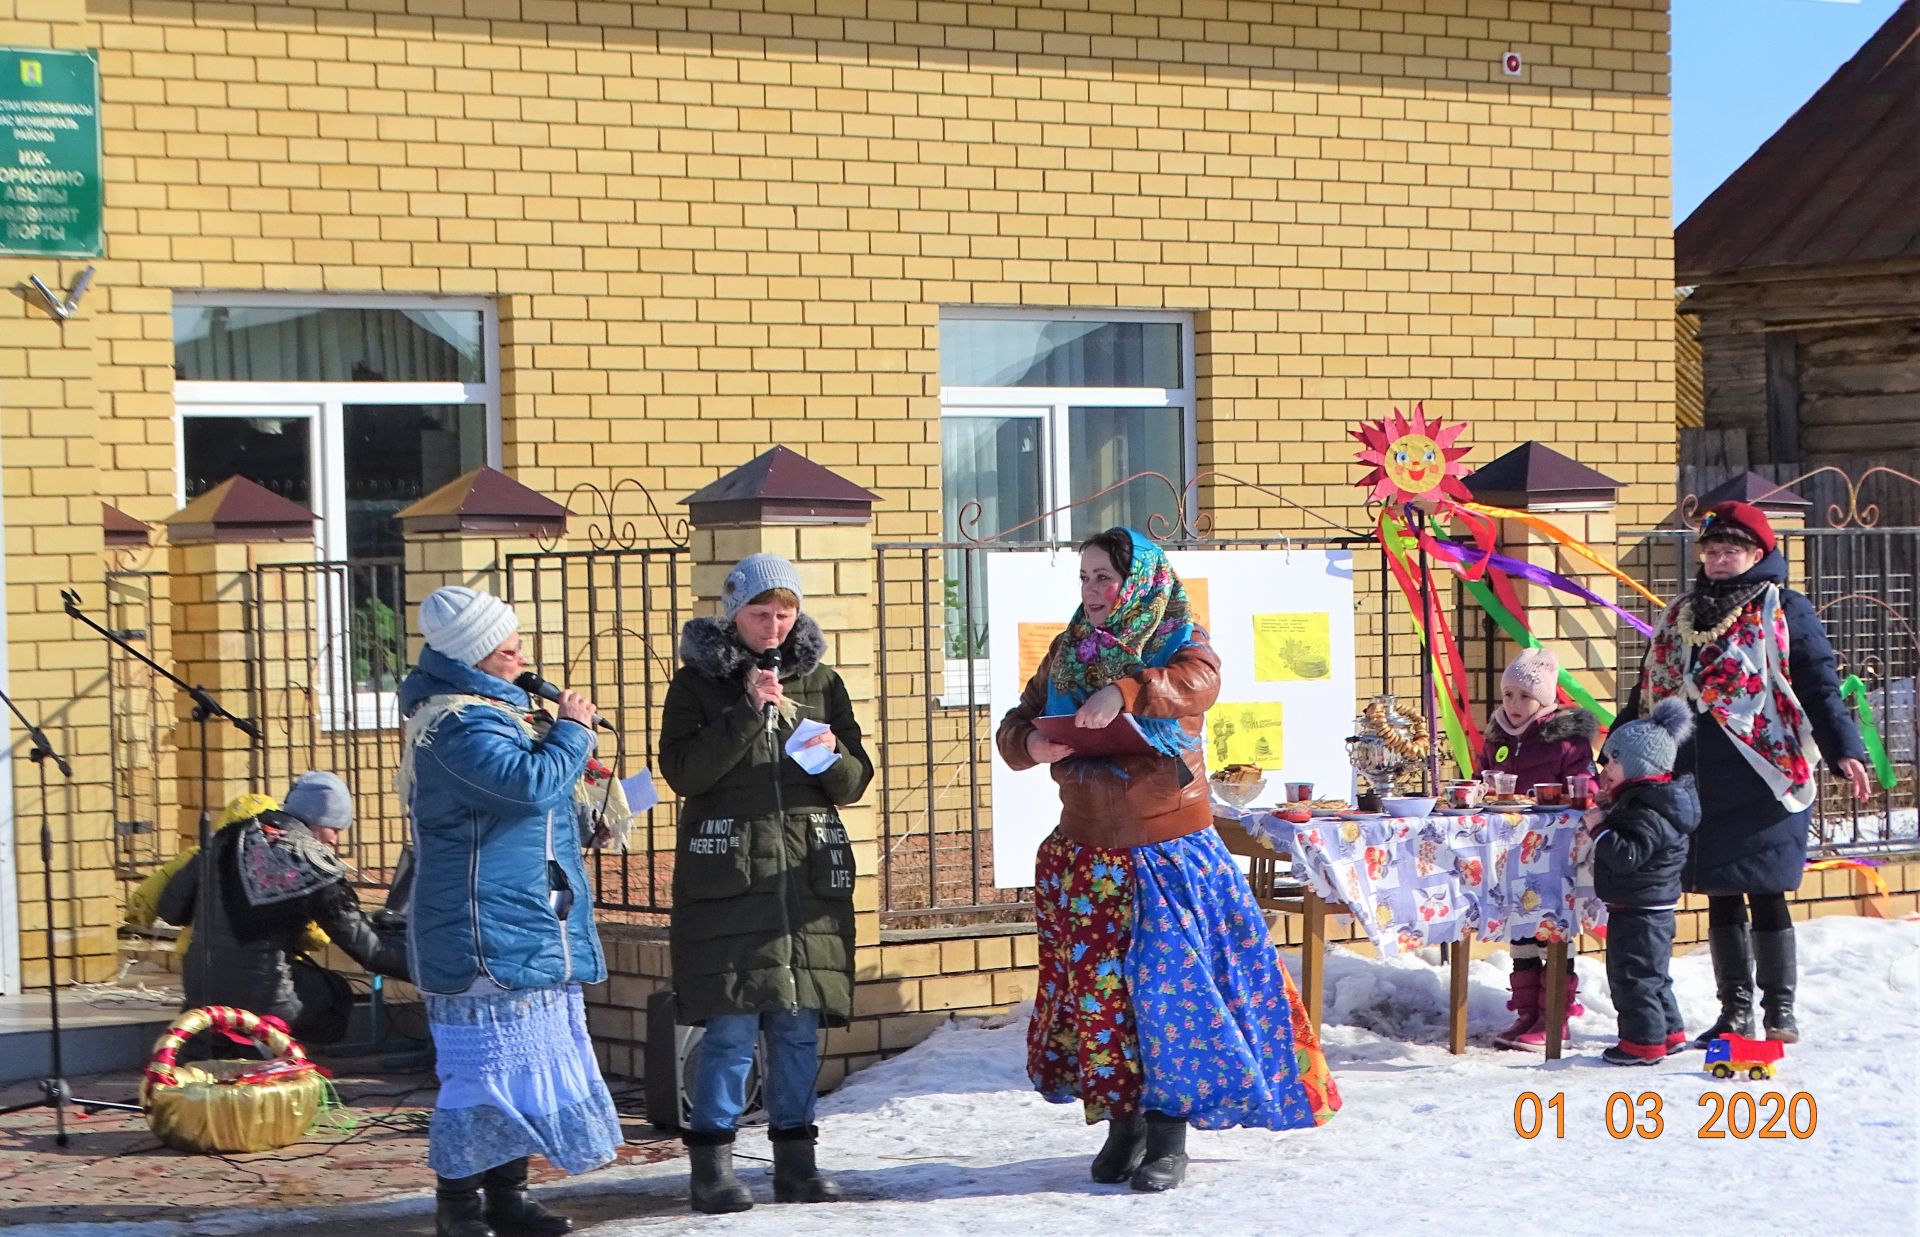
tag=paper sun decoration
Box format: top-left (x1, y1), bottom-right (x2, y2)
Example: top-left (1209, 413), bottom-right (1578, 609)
top-left (1352, 402), bottom-right (1473, 507)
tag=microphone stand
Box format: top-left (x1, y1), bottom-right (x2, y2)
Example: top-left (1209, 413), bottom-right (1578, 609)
top-left (61, 590), bottom-right (261, 1015)
top-left (0, 688), bottom-right (142, 1143)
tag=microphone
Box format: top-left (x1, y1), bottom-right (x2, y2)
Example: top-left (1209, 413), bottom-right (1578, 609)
top-left (514, 671), bottom-right (615, 731)
top-left (756, 648), bottom-right (782, 730)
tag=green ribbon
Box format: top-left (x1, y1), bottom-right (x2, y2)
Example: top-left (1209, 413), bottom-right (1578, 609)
top-left (1458, 576), bottom-right (1616, 728)
top-left (1838, 674), bottom-right (1897, 790)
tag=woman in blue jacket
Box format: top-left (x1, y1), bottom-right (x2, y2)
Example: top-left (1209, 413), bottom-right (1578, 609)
top-left (398, 586), bottom-right (619, 1237)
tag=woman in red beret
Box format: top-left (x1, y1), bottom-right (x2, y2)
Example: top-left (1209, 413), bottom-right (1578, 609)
top-left (1617, 500), bottom-right (1870, 1048)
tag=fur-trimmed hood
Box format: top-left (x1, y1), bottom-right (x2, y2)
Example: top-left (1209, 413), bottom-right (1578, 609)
top-left (1483, 705), bottom-right (1599, 745)
top-left (679, 613), bottom-right (828, 682)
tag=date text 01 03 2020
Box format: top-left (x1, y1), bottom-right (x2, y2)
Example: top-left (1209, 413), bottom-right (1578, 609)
top-left (1513, 1090), bottom-right (1817, 1140)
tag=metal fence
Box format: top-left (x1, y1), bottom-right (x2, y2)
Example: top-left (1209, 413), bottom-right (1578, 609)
top-left (248, 558), bottom-right (411, 884)
top-left (1616, 526), bottom-right (1920, 856)
top-left (105, 569), bottom-right (169, 877)
top-left (506, 545), bottom-right (688, 919)
top-left (873, 534), bottom-right (1411, 926)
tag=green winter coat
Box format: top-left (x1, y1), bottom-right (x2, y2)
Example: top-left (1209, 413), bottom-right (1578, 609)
top-left (659, 614), bottom-right (873, 1026)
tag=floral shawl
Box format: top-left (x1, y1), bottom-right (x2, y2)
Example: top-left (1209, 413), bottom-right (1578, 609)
top-left (1637, 582), bottom-right (1820, 812)
top-left (1045, 528), bottom-right (1201, 759)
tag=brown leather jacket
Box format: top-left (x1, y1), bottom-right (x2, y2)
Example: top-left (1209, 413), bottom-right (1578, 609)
top-left (996, 631), bottom-right (1221, 849)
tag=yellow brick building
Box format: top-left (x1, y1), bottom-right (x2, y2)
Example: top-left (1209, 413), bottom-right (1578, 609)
top-left (0, 0), bottom-right (1676, 1009)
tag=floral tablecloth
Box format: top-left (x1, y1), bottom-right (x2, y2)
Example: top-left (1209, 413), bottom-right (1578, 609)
top-left (1236, 808), bottom-right (1607, 956)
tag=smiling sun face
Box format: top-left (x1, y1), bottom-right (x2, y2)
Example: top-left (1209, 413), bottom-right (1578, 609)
top-left (1352, 403), bottom-right (1474, 506)
top-left (1385, 433), bottom-right (1442, 491)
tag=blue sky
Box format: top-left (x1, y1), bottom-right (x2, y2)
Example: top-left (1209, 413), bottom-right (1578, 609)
top-left (1671, 0), bottom-right (1905, 222)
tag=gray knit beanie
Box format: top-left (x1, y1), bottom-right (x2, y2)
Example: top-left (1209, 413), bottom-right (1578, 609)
top-left (419, 585), bottom-right (520, 667)
top-left (282, 770), bottom-right (353, 832)
top-left (1602, 698), bottom-right (1696, 782)
top-left (721, 552), bottom-right (804, 621)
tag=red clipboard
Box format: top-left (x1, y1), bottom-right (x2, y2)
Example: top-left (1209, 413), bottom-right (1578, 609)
top-left (1032, 713), bottom-right (1158, 758)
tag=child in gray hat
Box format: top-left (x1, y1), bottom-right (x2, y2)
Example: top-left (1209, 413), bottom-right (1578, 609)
top-left (1588, 698), bottom-right (1702, 1065)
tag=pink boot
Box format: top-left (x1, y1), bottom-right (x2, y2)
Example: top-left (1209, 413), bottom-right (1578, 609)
top-left (1511, 973), bottom-right (1582, 1051)
top-left (1493, 967), bottom-right (1543, 1050)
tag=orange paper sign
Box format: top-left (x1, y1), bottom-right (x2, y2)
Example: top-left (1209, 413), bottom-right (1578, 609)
top-left (1018, 623), bottom-right (1060, 686)
top-left (1184, 577), bottom-right (1211, 633)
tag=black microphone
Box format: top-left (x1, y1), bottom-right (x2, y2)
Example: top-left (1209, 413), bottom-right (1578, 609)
top-left (756, 648), bottom-right (782, 730)
top-left (514, 671), bottom-right (614, 731)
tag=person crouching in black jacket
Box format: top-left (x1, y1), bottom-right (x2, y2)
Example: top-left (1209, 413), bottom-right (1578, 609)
top-left (1586, 699), bottom-right (1702, 1066)
top-left (158, 778), bottom-right (409, 1046)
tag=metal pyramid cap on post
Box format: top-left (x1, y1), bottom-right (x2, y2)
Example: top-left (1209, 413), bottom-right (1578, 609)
top-left (161, 476), bottom-right (316, 542)
top-left (680, 445), bottom-right (881, 527)
top-left (1461, 442), bottom-right (1622, 511)
top-left (395, 466), bottom-right (571, 536)
top-left (1694, 471), bottom-right (1813, 514)
top-left (102, 503), bottom-right (150, 548)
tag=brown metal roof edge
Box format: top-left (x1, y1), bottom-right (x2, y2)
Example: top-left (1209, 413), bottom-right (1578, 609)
top-left (161, 476), bottom-right (317, 533)
top-left (102, 503), bottom-right (150, 547)
top-left (396, 466), bottom-right (570, 525)
top-left (681, 445), bottom-right (882, 508)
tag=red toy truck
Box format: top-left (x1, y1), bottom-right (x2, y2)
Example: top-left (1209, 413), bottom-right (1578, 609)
top-left (1703, 1034), bottom-right (1786, 1080)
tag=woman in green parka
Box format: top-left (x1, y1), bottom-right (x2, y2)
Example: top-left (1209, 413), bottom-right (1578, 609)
top-left (659, 551), bottom-right (873, 1215)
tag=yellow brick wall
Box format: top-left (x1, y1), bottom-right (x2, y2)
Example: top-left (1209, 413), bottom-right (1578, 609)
top-left (2, 0), bottom-right (1677, 987)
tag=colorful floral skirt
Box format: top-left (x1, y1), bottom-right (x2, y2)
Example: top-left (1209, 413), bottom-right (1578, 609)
top-left (1029, 825), bottom-right (1340, 1130)
top-left (424, 983), bottom-right (623, 1179)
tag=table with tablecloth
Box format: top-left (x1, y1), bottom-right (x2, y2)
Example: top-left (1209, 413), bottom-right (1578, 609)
top-left (1223, 806), bottom-right (1606, 1057)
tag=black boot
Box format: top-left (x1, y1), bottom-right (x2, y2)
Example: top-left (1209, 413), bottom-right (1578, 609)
top-left (1689, 923), bottom-right (1755, 1048)
top-left (685, 1130), bottom-right (753, 1214)
top-left (482, 1157), bottom-right (572, 1236)
top-left (1129, 1111), bottom-right (1189, 1193)
top-left (1754, 927), bottom-right (1799, 1043)
top-left (770, 1124), bottom-right (842, 1203)
top-left (435, 1173), bottom-right (497, 1237)
top-left (1090, 1111), bottom-right (1147, 1184)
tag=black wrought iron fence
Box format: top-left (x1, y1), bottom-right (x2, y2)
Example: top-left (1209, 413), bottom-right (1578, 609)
top-left (1616, 526), bottom-right (1920, 855)
top-left (874, 533), bottom-right (1405, 926)
top-left (105, 569), bottom-right (169, 877)
top-left (505, 544), bottom-right (688, 919)
top-left (248, 558), bottom-right (411, 885)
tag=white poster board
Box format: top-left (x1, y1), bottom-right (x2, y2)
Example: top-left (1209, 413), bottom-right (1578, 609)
top-left (986, 547), bottom-right (1357, 888)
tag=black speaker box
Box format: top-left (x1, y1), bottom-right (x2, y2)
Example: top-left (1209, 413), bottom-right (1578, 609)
top-left (643, 989), bottom-right (766, 1131)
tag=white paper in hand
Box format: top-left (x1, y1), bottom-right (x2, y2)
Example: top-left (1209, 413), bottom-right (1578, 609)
top-left (785, 718), bottom-right (840, 774)
top-left (619, 769), bottom-right (660, 813)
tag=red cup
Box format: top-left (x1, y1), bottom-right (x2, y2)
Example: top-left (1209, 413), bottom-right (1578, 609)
top-left (1532, 782), bottom-right (1565, 806)
top-left (1565, 774), bottom-right (1597, 810)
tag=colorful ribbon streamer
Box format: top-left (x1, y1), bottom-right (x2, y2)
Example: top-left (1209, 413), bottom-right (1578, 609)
top-left (1424, 537), bottom-right (1655, 639)
top-left (1804, 856), bottom-right (1890, 899)
top-left (1461, 501), bottom-right (1667, 610)
top-left (1456, 574), bottom-right (1617, 727)
top-left (1838, 675), bottom-right (1899, 791)
top-left (1377, 510), bottom-right (1475, 773)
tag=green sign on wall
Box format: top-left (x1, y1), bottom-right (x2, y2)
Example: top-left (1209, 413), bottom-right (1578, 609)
top-left (0, 47), bottom-right (102, 258)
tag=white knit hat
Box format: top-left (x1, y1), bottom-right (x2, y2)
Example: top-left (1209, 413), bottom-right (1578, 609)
top-left (1502, 646), bottom-right (1559, 709)
top-left (419, 586), bottom-right (520, 667)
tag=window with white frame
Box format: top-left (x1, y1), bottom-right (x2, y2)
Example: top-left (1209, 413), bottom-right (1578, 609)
top-left (172, 296), bottom-right (501, 721)
top-left (938, 310), bottom-right (1196, 703)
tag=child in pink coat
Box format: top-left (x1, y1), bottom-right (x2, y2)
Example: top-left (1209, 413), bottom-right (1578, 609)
top-left (1479, 646), bottom-right (1599, 1050)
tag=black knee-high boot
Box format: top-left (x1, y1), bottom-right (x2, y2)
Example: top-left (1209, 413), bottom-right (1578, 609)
top-left (770, 1124), bottom-right (842, 1203)
top-left (1090, 1111), bottom-right (1147, 1183)
top-left (1689, 922), bottom-right (1755, 1048)
top-left (684, 1129), bottom-right (753, 1214)
top-left (435, 1173), bottom-right (496, 1237)
top-left (482, 1157), bottom-right (573, 1236)
top-left (1753, 927), bottom-right (1799, 1043)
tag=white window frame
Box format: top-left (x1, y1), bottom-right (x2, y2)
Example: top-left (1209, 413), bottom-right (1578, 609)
top-left (172, 294), bottom-right (502, 729)
top-left (938, 308), bottom-right (1197, 706)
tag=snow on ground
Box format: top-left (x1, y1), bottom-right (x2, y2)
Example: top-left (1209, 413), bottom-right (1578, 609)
top-left (69, 917), bottom-right (1920, 1237)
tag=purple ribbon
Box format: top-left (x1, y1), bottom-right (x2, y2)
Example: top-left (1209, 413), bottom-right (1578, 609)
top-left (1429, 540), bottom-right (1655, 638)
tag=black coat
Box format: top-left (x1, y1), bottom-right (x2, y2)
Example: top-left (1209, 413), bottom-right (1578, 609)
top-left (659, 615), bottom-right (874, 1026)
top-left (1618, 551), bottom-right (1866, 895)
top-left (158, 819), bottom-right (409, 1038)
top-left (1592, 774), bottom-right (1700, 908)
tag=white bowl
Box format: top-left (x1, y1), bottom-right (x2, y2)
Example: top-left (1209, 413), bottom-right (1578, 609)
top-left (1383, 796), bottom-right (1437, 818)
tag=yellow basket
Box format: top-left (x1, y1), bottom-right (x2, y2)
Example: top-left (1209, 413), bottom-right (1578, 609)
top-left (140, 1005), bottom-right (327, 1154)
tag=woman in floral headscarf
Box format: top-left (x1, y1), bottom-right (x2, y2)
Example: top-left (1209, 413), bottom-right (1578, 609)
top-left (996, 528), bottom-right (1338, 1194)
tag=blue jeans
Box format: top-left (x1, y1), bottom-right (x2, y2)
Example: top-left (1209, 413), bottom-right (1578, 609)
top-left (688, 1008), bottom-right (822, 1133)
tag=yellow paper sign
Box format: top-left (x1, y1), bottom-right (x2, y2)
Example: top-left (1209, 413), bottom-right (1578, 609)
top-left (1183, 577), bottom-right (1211, 633)
top-left (1253, 613), bottom-right (1333, 682)
top-left (1209, 701), bottom-right (1285, 768)
top-left (1018, 623), bottom-right (1061, 686)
